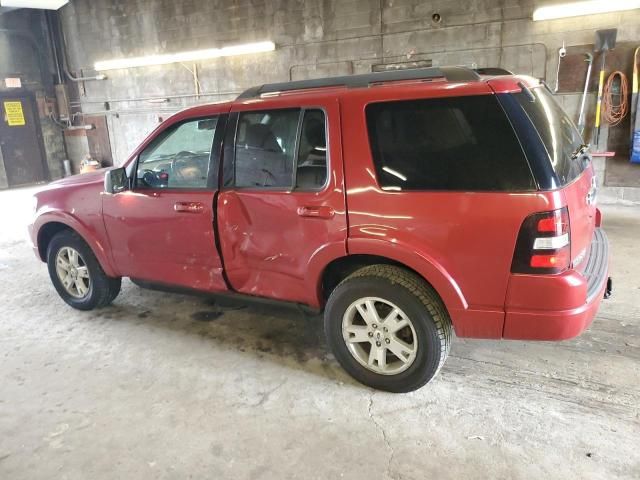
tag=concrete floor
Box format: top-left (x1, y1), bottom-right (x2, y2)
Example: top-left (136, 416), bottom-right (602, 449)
top-left (0, 186), bottom-right (638, 480)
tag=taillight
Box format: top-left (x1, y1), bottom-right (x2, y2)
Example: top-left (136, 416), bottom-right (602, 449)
top-left (511, 207), bottom-right (571, 274)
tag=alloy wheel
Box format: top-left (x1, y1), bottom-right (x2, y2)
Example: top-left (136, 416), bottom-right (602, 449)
top-left (55, 247), bottom-right (91, 299)
top-left (341, 297), bottom-right (418, 375)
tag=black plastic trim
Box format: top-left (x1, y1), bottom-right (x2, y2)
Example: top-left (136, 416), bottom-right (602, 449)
top-left (129, 278), bottom-right (321, 315)
top-left (206, 114), bottom-right (227, 190)
top-left (583, 228), bottom-right (610, 302)
top-left (236, 66), bottom-right (481, 99)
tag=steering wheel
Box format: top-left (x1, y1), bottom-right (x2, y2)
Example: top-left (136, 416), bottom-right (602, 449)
top-left (171, 150), bottom-right (196, 182)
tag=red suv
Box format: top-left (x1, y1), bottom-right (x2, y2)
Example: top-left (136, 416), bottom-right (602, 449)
top-left (29, 67), bottom-right (611, 392)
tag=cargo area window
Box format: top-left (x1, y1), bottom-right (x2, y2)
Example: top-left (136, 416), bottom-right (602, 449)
top-left (512, 87), bottom-right (587, 186)
top-left (365, 95), bottom-right (535, 191)
top-left (232, 108), bottom-right (328, 190)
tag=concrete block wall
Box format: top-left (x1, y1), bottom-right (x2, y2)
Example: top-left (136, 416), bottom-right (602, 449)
top-left (59, 0), bottom-right (640, 201)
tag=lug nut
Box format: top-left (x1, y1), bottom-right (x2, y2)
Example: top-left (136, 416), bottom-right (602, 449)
top-left (385, 338), bottom-right (390, 344)
top-left (368, 332), bottom-right (374, 337)
top-left (383, 327), bottom-right (388, 332)
top-left (376, 341), bottom-right (382, 347)
top-left (372, 324), bottom-right (378, 329)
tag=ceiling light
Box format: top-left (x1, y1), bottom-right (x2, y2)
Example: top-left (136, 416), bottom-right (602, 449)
top-left (0, 0), bottom-right (68, 9)
top-left (533, 0), bottom-right (640, 21)
top-left (94, 41), bottom-right (276, 71)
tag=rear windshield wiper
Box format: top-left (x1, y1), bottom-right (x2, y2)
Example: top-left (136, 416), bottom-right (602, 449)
top-left (571, 143), bottom-right (589, 160)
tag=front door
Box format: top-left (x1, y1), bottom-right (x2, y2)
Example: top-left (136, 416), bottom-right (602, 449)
top-left (216, 96), bottom-right (347, 307)
top-left (102, 115), bottom-right (227, 292)
top-left (0, 94), bottom-right (48, 186)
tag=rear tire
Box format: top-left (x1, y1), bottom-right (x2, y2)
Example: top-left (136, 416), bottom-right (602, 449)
top-left (324, 265), bottom-right (452, 393)
top-left (46, 230), bottom-right (121, 310)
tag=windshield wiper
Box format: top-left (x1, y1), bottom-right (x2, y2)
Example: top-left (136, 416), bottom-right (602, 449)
top-left (571, 143), bottom-right (589, 160)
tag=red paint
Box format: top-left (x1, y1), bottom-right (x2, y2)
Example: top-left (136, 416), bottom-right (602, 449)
top-left (28, 72), bottom-right (609, 342)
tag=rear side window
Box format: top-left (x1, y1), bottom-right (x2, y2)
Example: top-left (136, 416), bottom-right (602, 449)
top-left (366, 95), bottom-right (535, 191)
top-left (231, 108), bottom-right (328, 190)
top-left (235, 109), bottom-right (300, 188)
top-left (512, 87), bottom-right (586, 185)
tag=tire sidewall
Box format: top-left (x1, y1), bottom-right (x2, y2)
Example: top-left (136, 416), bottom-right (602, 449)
top-left (46, 232), bottom-right (104, 310)
top-left (325, 276), bottom-right (443, 392)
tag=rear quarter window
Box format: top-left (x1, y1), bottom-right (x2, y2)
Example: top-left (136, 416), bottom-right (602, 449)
top-left (511, 87), bottom-right (586, 186)
top-left (365, 95), bottom-right (535, 191)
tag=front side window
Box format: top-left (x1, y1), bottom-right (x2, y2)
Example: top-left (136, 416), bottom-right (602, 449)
top-left (137, 117), bottom-right (217, 189)
top-left (366, 95), bottom-right (535, 191)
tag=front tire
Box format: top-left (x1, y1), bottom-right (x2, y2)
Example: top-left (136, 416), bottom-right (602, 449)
top-left (324, 265), bottom-right (452, 393)
top-left (46, 230), bottom-right (121, 310)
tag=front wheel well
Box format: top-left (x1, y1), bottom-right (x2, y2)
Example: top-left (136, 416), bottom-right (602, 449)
top-left (37, 222), bottom-right (74, 261)
top-left (321, 254), bottom-right (442, 305)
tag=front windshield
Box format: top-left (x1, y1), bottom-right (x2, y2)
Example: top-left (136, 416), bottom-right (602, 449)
top-left (513, 86), bottom-right (587, 185)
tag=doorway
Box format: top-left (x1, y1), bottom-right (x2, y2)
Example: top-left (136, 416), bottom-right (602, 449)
top-left (0, 93), bottom-right (48, 187)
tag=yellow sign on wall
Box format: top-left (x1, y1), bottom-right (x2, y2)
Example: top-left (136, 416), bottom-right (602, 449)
top-left (3, 101), bottom-right (26, 126)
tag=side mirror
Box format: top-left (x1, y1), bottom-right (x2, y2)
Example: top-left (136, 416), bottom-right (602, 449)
top-left (104, 167), bottom-right (129, 194)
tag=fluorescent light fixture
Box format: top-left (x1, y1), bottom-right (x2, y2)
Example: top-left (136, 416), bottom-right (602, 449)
top-left (94, 41), bottom-right (276, 71)
top-left (0, 0), bottom-right (68, 9)
top-left (533, 0), bottom-right (640, 21)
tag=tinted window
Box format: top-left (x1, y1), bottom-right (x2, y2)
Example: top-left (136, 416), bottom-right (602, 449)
top-left (235, 109), bottom-right (299, 188)
top-left (366, 95), bottom-right (535, 191)
top-left (513, 87), bottom-right (586, 185)
top-left (137, 117), bottom-right (217, 189)
top-left (295, 109), bottom-right (327, 190)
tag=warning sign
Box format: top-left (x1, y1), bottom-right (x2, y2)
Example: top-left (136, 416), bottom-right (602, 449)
top-left (4, 101), bottom-right (26, 126)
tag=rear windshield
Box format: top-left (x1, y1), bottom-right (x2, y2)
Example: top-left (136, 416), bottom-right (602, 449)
top-left (512, 87), bottom-right (587, 185)
top-left (365, 95), bottom-right (535, 191)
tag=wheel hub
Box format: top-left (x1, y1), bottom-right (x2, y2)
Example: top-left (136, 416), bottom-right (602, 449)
top-left (341, 297), bottom-right (418, 375)
top-left (55, 247), bottom-right (91, 299)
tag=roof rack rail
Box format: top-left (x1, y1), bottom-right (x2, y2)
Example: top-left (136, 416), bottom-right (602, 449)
top-left (236, 66), bottom-right (481, 99)
top-left (474, 67), bottom-right (513, 76)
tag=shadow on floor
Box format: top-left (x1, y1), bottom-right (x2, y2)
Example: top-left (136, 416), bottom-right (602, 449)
top-left (94, 282), bottom-right (356, 386)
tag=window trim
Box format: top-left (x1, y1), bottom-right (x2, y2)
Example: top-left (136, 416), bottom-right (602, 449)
top-left (132, 114), bottom-right (223, 192)
top-left (364, 94), bottom-right (537, 194)
top-left (222, 106), bottom-right (330, 193)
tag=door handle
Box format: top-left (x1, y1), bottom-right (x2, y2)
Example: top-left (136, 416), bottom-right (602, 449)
top-left (174, 201), bottom-right (205, 213)
top-left (297, 205), bottom-right (335, 219)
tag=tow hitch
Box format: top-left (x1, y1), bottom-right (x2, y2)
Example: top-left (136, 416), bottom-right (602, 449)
top-left (604, 277), bottom-right (613, 299)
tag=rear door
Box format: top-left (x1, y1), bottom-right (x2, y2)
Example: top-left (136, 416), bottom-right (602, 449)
top-left (216, 95), bottom-right (347, 307)
top-left (103, 114), bottom-right (228, 292)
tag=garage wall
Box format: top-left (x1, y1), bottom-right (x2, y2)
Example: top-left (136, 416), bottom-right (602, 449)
top-left (0, 9), bottom-right (66, 183)
top-left (58, 0), bottom-right (640, 200)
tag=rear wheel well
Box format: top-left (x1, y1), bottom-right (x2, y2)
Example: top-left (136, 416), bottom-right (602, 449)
top-left (321, 254), bottom-right (442, 305)
top-left (37, 222), bottom-right (74, 261)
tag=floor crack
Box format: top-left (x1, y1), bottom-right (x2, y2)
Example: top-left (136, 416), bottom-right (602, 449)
top-left (254, 378), bottom-right (287, 407)
top-left (368, 392), bottom-right (396, 480)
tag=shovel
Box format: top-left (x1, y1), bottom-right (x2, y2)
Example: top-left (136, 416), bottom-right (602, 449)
top-left (593, 28), bottom-right (617, 147)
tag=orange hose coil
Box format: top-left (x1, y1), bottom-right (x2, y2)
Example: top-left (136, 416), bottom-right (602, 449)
top-left (602, 71), bottom-right (629, 126)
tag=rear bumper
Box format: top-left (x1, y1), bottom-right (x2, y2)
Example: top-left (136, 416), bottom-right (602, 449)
top-left (503, 228), bottom-right (610, 340)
